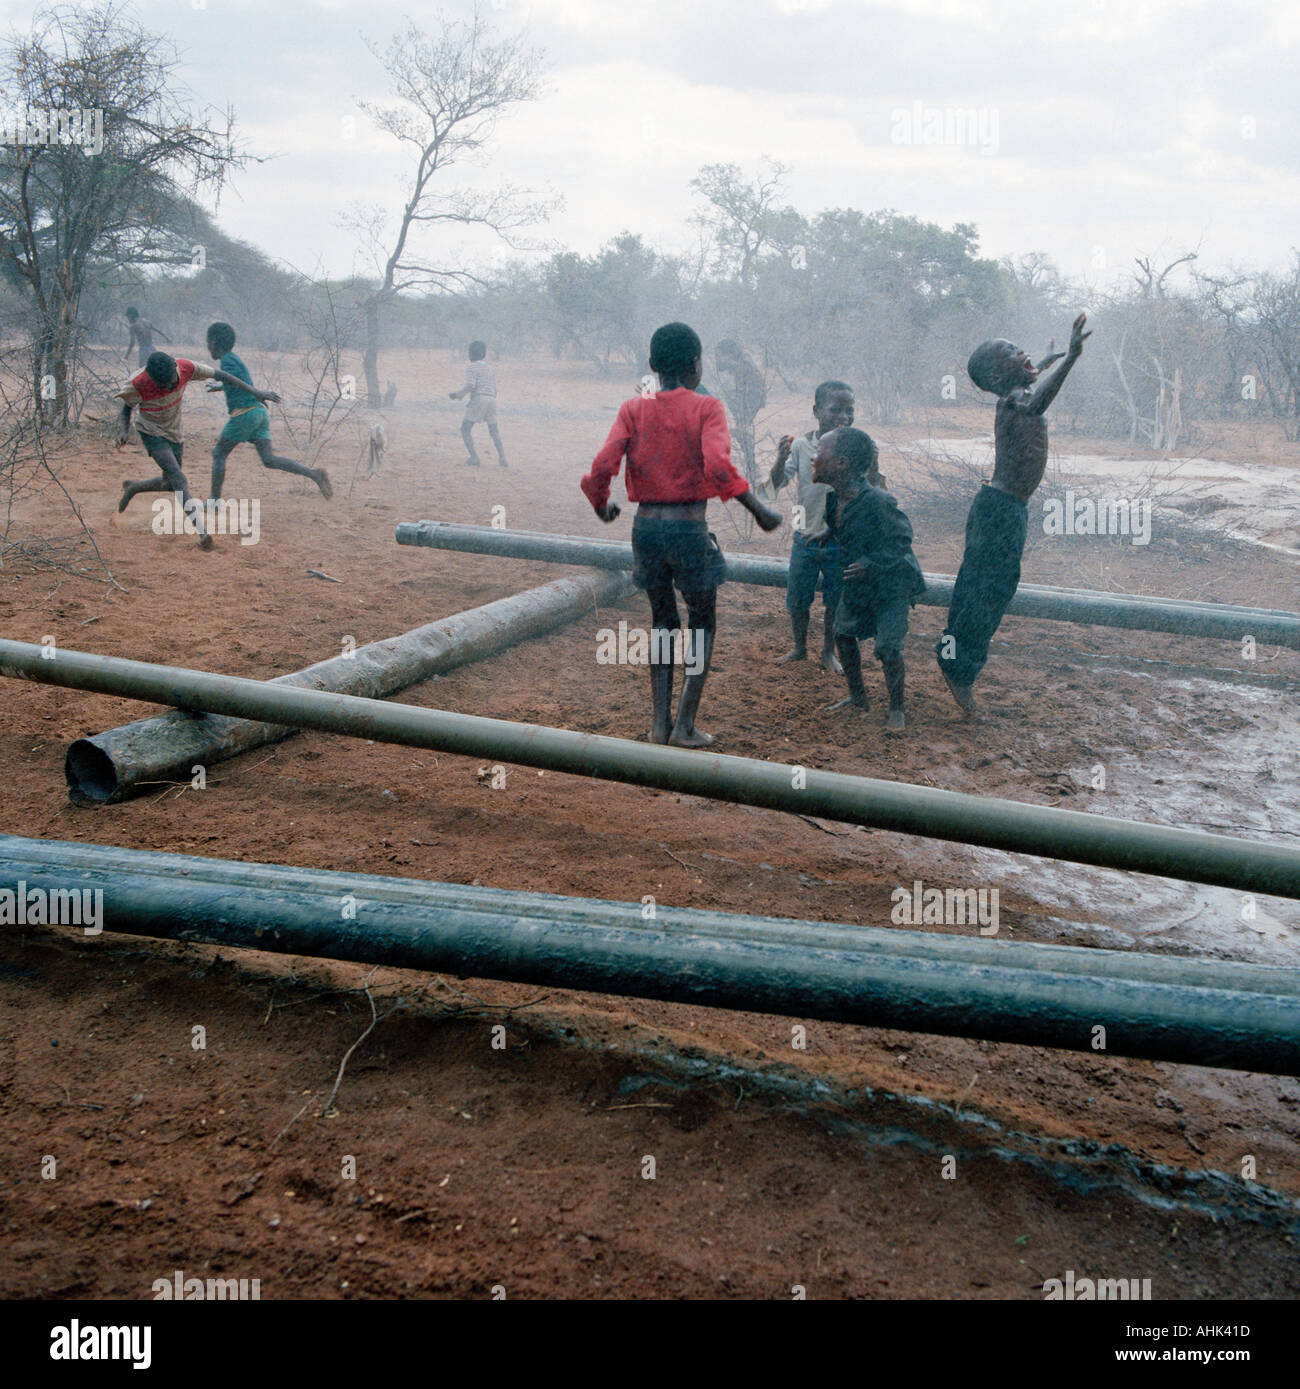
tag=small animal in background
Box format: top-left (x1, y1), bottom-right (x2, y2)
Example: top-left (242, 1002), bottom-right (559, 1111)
top-left (362, 422), bottom-right (387, 478)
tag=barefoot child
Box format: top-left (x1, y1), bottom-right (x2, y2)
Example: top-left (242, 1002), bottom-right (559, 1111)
top-left (116, 351), bottom-right (279, 551)
top-left (204, 322), bottom-right (332, 502)
top-left (449, 340), bottom-right (507, 467)
top-left (124, 307), bottom-right (170, 368)
top-left (808, 427), bottom-right (924, 732)
top-left (581, 321), bottom-right (781, 748)
top-left (935, 313), bottom-right (1090, 711)
top-left (768, 380), bottom-right (870, 673)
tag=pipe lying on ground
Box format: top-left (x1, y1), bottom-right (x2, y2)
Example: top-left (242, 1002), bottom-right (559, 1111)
top-left (395, 522), bottom-right (1300, 650)
top-left (7, 833), bottom-right (1299, 998)
top-left (50, 569), bottom-right (628, 805)
top-left (2, 834), bottom-right (1297, 1074)
top-left (0, 640), bottom-right (1295, 897)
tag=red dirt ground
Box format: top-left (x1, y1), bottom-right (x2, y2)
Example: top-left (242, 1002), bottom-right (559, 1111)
top-left (1, 348), bottom-right (1298, 1299)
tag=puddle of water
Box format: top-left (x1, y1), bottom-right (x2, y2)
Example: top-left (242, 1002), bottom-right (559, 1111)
top-left (904, 437), bottom-right (1300, 563)
top-left (860, 676), bottom-right (1300, 965)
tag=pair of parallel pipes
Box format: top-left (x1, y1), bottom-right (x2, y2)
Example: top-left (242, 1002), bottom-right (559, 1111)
top-left (3, 834), bottom-right (1298, 1075)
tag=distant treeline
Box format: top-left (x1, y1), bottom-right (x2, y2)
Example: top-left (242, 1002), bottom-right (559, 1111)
top-left (4, 193), bottom-right (1297, 447)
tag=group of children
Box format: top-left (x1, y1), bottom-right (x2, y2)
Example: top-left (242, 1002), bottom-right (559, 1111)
top-left (116, 318), bottom-right (332, 550)
top-left (581, 314), bottom-right (1089, 743)
top-left (116, 327), bottom-right (510, 549)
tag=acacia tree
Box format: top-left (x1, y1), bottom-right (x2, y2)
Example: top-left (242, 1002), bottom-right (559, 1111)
top-left (351, 5), bottom-right (552, 406)
top-left (690, 159), bottom-right (798, 291)
top-left (0, 2), bottom-right (246, 424)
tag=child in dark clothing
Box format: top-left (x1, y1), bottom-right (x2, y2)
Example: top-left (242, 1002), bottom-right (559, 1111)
top-left (936, 313), bottom-right (1090, 711)
top-left (205, 322), bottom-right (332, 501)
top-left (808, 427), bottom-right (925, 733)
top-left (582, 322), bottom-right (780, 747)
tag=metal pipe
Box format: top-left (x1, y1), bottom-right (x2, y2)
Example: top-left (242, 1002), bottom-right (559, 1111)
top-left (2, 834), bottom-right (1296, 1074)
top-left (395, 522), bottom-right (1300, 649)
top-left (52, 569), bottom-right (628, 804)
top-left (0, 640), bottom-right (1295, 897)
top-left (6, 833), bottom-right (1298, 998)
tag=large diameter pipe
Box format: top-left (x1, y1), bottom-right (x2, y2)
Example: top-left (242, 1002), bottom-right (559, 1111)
top-left (0, 641), bottom-right (1295, 897)
top-left (3, 835), bottom-right (1297, 1074)
top-left (50, 569), bottom-right (628, 804)
top-left (396, 522), bottom-right (1300, 649)
top-left (6, 833), bottom-right (1298, 999)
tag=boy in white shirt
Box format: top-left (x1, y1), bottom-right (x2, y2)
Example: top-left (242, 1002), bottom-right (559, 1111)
top-left (449, 340), bottom-right (507, 467)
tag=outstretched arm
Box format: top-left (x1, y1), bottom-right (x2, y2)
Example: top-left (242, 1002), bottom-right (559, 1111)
top-left (737, 488), bottom-right (781, 532)
top-left (1020, 314), bottom-right (1090, 416)
top-left (213, 368), bottom-right (279, 404)
top-left (769, 434), bottom-right (794, 489)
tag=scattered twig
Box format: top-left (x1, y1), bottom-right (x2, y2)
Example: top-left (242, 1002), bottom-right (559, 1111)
top-left (322, 983), bottom-right (380, 1116)
top-left (797, 814), bottom-right (852, 836)
top-left (306, 568), bottom-right (342, 584)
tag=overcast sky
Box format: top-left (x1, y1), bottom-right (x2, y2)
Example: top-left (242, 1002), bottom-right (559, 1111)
top-left (5, 0), bottom-right (1298, 291)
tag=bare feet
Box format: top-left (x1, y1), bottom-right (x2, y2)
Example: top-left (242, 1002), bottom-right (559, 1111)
top-left (465, 456), bottom-right (480, 467)
top-left (118, 480), bottom-right (139, 513)
top-left (885, 708), bottom-right (905, 733)
top-left (314, 469), bottom-right (334, 499)
top-left (940, 668), bottom-right (976, 714)
top-left (668, 726), bottom-right (715, 749)
top-left (828, 695), bottom-right (869, 712)
top-left (776, 649), bottom-right (807, 664)
top-left (820, 648), bottom-right (844, 675)
top-left (649, 724), bottom-right (671, 745)
top-left (198, 532), bottom-right (215, 552)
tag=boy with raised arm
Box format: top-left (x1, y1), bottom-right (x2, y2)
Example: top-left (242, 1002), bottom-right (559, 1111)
top-left (204, 322), bottom-right (332, 501)
top-left (936, 313), bottom-right (1090, 711)
top-left (582, 322), bottom-right (781, 748)
top-left (115, 350), bottom-right (279, 551)
top-left (807, 427), bottom-right (924, 733)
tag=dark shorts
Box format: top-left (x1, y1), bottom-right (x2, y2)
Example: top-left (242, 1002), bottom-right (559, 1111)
top-left (834, 593), bottom-right (912, 661)
top-left (786, 533), bottom-right (844, 614)
top-left (139, 431), bottom-right (182, 467)
top-left (631, 514), bottom-right (726, 596)
top-left (936, 484), bottom-right (1030, 686)
top-left (217, 406), bottom-right (271, 445)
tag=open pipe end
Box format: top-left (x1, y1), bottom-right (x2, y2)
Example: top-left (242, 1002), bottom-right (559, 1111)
top-left (65, 739), bottom-right (121, 805)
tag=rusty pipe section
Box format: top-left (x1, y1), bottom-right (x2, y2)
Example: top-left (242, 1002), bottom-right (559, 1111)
top-left (46, 569), bottom-right (628, 804)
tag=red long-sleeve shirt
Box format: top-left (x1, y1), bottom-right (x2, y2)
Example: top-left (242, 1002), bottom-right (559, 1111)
top-left (581, 389), bottom-right (751, 512)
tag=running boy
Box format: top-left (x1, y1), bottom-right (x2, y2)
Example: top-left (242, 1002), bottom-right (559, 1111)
top-left (115, 351), bottom-right (279, 551)
top-left (581, 322), bottom-right (781, 748)
top-left (449, 340), bottom-right (507, 467)
top-left (205, 322), bottom-right (331, 501)
top-left (124, 307), bottom-right (170, 367)
top-left (768, 379), bottom-right (864, 672)
top-left (807, 427), bottom-right (924, 733)
top-left (936, 313), bottom-right (1090, 711)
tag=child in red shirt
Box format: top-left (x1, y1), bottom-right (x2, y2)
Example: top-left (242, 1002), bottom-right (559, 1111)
top-left (582, 322), bottom-right (780, 747)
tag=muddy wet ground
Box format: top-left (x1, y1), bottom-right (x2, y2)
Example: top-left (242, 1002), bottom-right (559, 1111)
top-left (1, 350), bottom-right (1298, 1298)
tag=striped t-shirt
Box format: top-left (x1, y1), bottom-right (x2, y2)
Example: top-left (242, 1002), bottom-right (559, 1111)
top-left (116, 359), bottom-right (215, 444)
